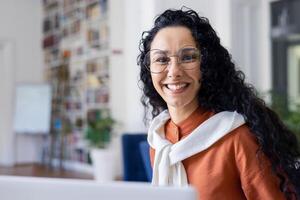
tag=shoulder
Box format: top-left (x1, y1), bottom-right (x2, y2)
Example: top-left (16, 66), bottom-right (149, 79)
top-left (228, 125), bottom-right (277, 183)
top-left (213, 124), bottom-right (265, 174)
top-left (227, 126), bottom-right (285, 199)
top-left (213, 124), bottom-right (259, 155)
top-left (228, 125), bottom-right (262, 166)
top-left (231, 125), bottom-right (259, 152)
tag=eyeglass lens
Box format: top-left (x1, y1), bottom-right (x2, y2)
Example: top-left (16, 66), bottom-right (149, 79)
top-left (147, 47), bottom-right (200, 73)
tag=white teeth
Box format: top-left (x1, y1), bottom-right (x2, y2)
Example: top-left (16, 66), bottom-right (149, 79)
top-left (166, 83), bottom-right (188, 90)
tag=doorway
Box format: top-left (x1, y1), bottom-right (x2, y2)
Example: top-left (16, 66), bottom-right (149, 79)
top-left (271, 0), bottom-right (300, 111)
top-left (287, 42), bottom-right (300, 110)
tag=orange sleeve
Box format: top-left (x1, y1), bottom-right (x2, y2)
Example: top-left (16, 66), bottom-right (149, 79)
top-left (234, 127), bottom-right (286, 200)
top-left (149, 147), bottom-right (155, 168)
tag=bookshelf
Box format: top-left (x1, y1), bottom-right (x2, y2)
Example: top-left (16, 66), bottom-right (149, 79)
top-left (42, 0), bottom-right (111, 170)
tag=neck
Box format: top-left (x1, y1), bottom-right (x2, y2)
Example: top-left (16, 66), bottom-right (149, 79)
top-left (168, 101), bottom-right (199, 124)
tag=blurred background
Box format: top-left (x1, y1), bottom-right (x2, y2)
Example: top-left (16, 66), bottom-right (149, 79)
top-left (0, 0), bottom-right (299, 181)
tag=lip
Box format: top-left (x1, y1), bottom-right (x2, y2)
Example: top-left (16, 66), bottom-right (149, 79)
top-left (163, 82), bottom-right (190, 94)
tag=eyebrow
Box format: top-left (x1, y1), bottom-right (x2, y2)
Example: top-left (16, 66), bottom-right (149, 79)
top-left (150, 46), bottom-right (197, 52)
top-left (150, 49), bottom-right (169, 56)
top-left (149, 46), bottom-right (199, 57)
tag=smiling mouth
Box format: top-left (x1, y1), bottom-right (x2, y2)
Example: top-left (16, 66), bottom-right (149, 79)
top-left (164, 83), bottom-right (189, 93)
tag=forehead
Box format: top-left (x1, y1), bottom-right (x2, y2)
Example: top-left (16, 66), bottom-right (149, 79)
top-left (150, 26), bottom-right (196, 51)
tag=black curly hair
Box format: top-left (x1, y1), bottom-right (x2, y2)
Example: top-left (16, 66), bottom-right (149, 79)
top-left (137, 8), bottom-right (300, 200)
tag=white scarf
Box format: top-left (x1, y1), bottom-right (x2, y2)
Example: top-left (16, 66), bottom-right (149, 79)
top-left (147, 110), bottom-right (245, 186)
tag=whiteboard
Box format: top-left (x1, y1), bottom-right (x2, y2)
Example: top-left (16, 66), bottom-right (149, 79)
top-left (14, 84), bottom-right (52, 134)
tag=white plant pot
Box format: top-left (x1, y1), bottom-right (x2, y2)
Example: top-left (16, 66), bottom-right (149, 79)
top-left (90, 148), bottom-right (115, 182)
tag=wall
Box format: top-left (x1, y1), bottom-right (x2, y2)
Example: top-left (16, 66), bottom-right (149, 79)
top-left (121, 0), bottom-right (149, 133)
top-left (0, 40), bottom-right (15, 165)
top-left (0, 0), bottom-right (44, 165)
top-left (154, 0), bottom-right (231, 48)
top-left (231, 0), bottom-right (272, 94)
top-left (110, 0), bottom-right (153, 134)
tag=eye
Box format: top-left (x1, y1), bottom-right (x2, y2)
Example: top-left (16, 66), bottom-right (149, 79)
top-left (182, 54), bottom-right (194, 61)
top-left (153, 55), bottom-right (170, 65)
top-left (180, 49), bottom-right (199, 63)
top-left (180, 53), bottom-right (197, 63)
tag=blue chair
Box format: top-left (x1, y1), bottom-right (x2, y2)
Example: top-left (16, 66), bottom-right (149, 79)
top-left (139, 140), bottom-right (152, 181)
top-left (121, 133), bottom-right (149, 182)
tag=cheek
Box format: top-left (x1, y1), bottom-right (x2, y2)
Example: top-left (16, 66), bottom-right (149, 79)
top-left (190, 69), bottom-right (201, 90)
top-left (197, 72), bottom-right (202, 86)
top-left (189, 68), bottom-right (201, 82)
top-left (150, 74), bottom-right (162, 92)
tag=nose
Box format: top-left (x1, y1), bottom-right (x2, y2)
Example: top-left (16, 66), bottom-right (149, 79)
top-left (167, 57), bottom-right (183, 78)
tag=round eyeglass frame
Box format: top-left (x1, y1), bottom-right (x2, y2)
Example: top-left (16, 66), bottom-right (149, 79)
top-left (144, 46), bottom-right (201, 74)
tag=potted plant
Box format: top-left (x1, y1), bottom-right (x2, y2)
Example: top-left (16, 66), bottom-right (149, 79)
top-left (85, 109), bottom-right (114, 148)
top-left (85, 109), bottom-right (116, 182)
top-left (281, 106), bottom-right (300, 142)
top-left (270, 92), bottom-right (300, 142)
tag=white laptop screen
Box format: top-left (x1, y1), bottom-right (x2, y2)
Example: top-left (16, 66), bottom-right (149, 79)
top-left (0, 175), bottom-right (197, 200)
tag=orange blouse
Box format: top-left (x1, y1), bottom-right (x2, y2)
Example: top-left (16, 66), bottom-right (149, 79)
top-left (150, 107), bottom-right (286, 200)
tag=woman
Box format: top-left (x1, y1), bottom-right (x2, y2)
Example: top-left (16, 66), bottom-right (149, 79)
top-left (137, 8), bottom-right (300, 200)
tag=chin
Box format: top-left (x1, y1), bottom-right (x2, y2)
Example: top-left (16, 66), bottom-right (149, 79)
top-left (166, 100), bottom-right (189, 109)
top-left (164, 95), bottom-right (199, 111)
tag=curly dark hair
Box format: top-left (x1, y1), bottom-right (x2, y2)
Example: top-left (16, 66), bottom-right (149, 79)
top-left (137, 8), bottom-right (300, 199)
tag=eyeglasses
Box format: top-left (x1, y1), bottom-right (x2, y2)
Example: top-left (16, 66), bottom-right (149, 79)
top-left (145, 46), bottom-right (201, 74)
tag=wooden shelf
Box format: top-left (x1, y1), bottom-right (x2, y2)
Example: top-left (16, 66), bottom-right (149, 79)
top-left (42, 0), bottom-right (112, 168)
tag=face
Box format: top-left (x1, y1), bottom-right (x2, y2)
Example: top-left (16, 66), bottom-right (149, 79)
top-left (150, 26), bottom-right (201, 114)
